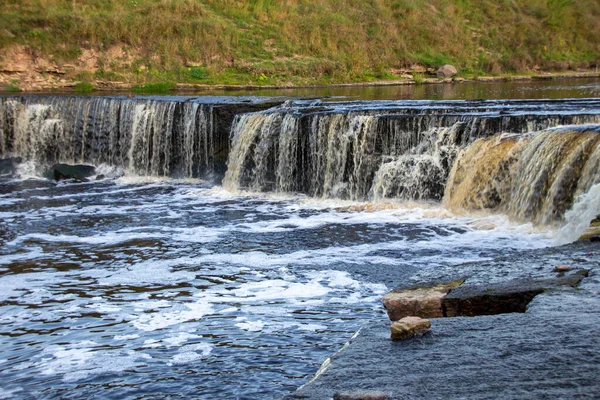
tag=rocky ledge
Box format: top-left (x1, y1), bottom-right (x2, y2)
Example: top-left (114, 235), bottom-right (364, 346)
top-left (285, 240), bottom-right (600, 399)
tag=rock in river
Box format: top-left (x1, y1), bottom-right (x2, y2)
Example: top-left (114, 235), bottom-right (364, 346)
top-left (390, 316), bottom-right (431, 341)
top-left (382, 280), bottom-right (463, 320)
top-left (50, 163), bottom-right (96, 181)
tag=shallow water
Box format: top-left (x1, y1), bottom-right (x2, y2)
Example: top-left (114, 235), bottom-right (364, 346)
top-left (0, 174), bottom-right (557, 399)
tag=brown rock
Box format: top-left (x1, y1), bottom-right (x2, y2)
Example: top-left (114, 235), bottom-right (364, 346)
top-left (390, 316), bottom-right (431, 341)
top-left (436, 64), bottom-right (458, 78)
top-left (334, 390), bottom-right (392, 400)
top-left (382, 280), bottom-right (463, 321)
top-left (410, 64), bottom-right (427, 73)
top-left (554, 265), bottom-right (570, 272)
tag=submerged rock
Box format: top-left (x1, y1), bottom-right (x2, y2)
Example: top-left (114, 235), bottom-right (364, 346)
top-left (390, 316), bottom-right (431, 341)
top-left (436, 64), bottom-right (458, 78)
top-left (0, 157), bottom-right (22, 176)
top-left (382, 280), bottom-right (463, 320)
top-left (50, 163), bottom-right (96, 181)
top-left (333, 390), bottom-right (392, 400)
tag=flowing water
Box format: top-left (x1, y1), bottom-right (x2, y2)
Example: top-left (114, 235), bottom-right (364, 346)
top-left (1, 87), bottom-right (600, 399)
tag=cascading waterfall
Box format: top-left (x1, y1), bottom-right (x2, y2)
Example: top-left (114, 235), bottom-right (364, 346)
top-left (444, 125), bottom-right (600, 227)
top-left (0, 95), bottom-right (256, 178)
top-left (3, 95), bottom-right (600, 230)
top-left (223, 100), bottom-right (600, 203)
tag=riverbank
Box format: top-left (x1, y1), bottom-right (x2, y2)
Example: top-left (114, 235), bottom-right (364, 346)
top-left (2, 68), bottom-right (600, 94)
top-left (286, 239), bottom-right (600, 399)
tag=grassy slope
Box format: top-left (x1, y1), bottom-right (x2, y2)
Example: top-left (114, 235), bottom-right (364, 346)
top-left (1, 0), bottom-right (599, 87)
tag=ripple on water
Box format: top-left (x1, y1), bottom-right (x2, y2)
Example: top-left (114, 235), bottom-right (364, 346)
top-left (0, 178), bottom-right (555, 399)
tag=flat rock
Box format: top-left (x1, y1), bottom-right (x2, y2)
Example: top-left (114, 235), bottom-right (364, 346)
top-left (390, 316), bottom-right (431, 341)
top-left (382, 280), bottom-right (463, 321)
top-left (333, 390), bottom-right (392, 400)
top-left (442, 269), bottom-right (589, 317)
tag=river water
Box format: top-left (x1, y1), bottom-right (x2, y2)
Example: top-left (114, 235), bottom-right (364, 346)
top-left (0, 79), bottom-right (599, 399)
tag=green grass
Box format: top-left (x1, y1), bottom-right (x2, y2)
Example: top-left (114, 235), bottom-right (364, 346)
top-left (74, 81), bottom-right (94, 93)
top-left (1, 0), bottom-right (599, 87)
top-left (6, 79), bottom-right (21, 92)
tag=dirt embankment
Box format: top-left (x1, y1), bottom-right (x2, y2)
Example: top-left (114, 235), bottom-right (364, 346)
top-left (1, 46), bottom-right (599, 94)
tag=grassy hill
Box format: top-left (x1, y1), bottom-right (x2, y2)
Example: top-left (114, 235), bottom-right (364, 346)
top-left (1, 0), bottom-right (599, 90)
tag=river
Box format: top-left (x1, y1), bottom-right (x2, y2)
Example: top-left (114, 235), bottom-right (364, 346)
top-left (0, 79), bottom-right (599, 399)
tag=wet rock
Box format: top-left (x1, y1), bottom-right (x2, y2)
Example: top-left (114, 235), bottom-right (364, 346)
top-left (554, 265), bottom-right (570, 272)
top-left (0, 157), bottom-right (22, 176)
top-left (578, 216), bottom-right (600, 241)
top-left (442, 270), bottom-right (589, 317)
top-left (333, 390), bottom-right (392, 400)
top-left (382, 280), bottom-right (463, 320)
top-left (436, 64), bottom-right (458, 78)
top-left (390, 316), bottom-right (431, 340)
top-left (51, 163), bottom-right (96, 181)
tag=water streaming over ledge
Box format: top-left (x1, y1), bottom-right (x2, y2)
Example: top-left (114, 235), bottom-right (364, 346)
top-left (0, 95), bottom-right (274, 179)
top-left (222, 99), bottom-right (600, 206)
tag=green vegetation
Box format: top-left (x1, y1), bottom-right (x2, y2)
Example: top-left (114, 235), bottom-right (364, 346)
top-left (6, 79), bottom-right (21, 92)
top-left (74, 81), bottom-right (94, 93)
top-left (1, 0), bottom-right (599, 86)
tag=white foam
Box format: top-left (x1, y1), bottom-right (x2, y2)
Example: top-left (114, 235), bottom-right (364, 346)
top-left (555, 183), bottom-right (600, 245)
top-left (168, 343), bottom-right (212, 366)
top-left (113, 334), bottom-right (140, 341)
top-left (131, 302), bottom-right (214, 332)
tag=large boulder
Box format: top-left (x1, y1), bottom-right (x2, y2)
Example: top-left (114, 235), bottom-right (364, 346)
top-left (382, 280), bottom-right (463, 321)
top-left (0, 157), bottom-right (22, 176)
top-left (50, 163), bottom-right (96, 181)
top-left (390, 316), bottom-right (431, 341)
top-left (436, 64), bottom-right (458, 78)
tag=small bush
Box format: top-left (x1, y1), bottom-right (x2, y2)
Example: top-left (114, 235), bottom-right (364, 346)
top-left (187, 67), bottom-right (207, 80)
top-left (74, 81), bottom-right (94, 93)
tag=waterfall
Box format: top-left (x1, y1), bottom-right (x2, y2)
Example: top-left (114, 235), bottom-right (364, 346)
top-left (3, 95), bottom-right (600, 230)
top-left (223, 99), bottom-right (600, 201)
top-left (444, 125), bottom-right (600, 226)
top-left (556, 183), bottom-right (600, 244)
top-left (0, 95), bottom-right (263, 179)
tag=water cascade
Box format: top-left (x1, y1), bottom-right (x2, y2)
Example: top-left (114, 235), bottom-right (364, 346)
top-left (0, 95), bottom-right (272, 178)
top-left (222, 99), bottom-right (600, 202)
top-left (2, 95), bottom-right (600, 228)
top-left (444, 125), bottom-right (600, 226)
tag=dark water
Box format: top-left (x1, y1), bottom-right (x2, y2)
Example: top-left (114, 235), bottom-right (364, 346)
top-left (0, 176), bottom-right (554, 399)
top-left (177, 77), bottom-right (600, 100)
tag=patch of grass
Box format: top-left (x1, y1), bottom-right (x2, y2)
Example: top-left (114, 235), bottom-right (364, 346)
top-left (413, 72), bottom-right (425, 85)
top-left (187, 66), bottom-right (207, 81)
top-left (74, 81), bottom-right (94, 93)
top-left (6, 79), bottom-right (21, 92)
top-left (132, 81), bottom-right (176, 94)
